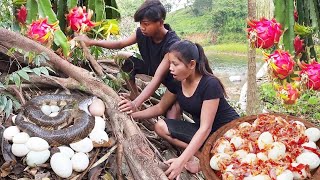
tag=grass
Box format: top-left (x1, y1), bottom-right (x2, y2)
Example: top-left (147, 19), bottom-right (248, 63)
top-left (204, 43), bottom-right (263, 55)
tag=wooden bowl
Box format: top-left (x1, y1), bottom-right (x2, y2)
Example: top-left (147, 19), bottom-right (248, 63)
top-left (199, 113), bottom-right (320, 180)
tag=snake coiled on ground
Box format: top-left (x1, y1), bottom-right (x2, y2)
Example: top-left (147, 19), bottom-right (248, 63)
top-left (15, 94), bottom-right (95, 145)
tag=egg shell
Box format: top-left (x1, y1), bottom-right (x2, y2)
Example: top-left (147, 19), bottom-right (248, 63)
top-left (12, 132), bottom-right (30, 144)
top-left (41, 105), bottom-right (52, 115)
top-left (70, 137), bottom-right (93, 153)
top-left (230, 136), bottom-right (244, 150)
top-left (216, 139), bottom-right (232, 153)
top-left (11, 115), bottom-right (17, 124)
top-left (11, 143), bottom-right (30, 157)
top-left (268, 142), bottom-right (286, 160)
top-left (58, 146), bottom-right (74, 159)
top-left (26, 150), bottom-right (50, 167)
top-left (3, 126), bottom-right (20, 141)
top-left (233, 150), bottom-right (248, 161)
top-left (239, 122), bottom-right (251, 129)
top-left (258, 131), bottom-right (274, 150)
top-left (49, 112), bottom-right (59, 117)
top-left (93, 116), bottom-right (106, 131)
top-left (241, 153), bottom-right (257, 164)
top-left (276, 170), bottom-right (293, 180)
top-left (26, 137), bottom-right (49, 151)
top-left (302, 141), bottom-right (317, 153)
top-left (89, 130), bottom-right (109, 144)
top-left (50, 105), bottom-right (60, 113)
top-left (89, 98), bottom-right (105, 116)
top-left (257, 152), bottom-right (268, 161)
top-left (50, 153), bottom-right (73, 178)
top-left (210, 153), bottom-right (231, 171)
top-left (71, 152), bottom-right (89, 172)
top-left (296, 152), bottom-right (320, 170)
top-left (291, 163), bottom-right (307, 179)
top-left (304, 127), bottom-right (320, 142)
top-left (224, 129), bottom-right (237, 139)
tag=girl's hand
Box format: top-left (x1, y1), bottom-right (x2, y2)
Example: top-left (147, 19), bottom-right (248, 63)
top-left (164, 158), bottom-right (185, 180)
top-left (74, 34), bottom-right (93, 46)
top-left (118, 96), bottom-right (138, 114)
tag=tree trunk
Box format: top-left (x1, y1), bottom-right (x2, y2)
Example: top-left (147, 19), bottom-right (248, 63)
top-left (0, 28), bottom-right (168, 180)
top-left (246, 0), bottom-right (258, 115)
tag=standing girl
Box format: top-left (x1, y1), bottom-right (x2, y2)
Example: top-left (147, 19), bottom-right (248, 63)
top-left (121, 40), bottom-right (239, 179)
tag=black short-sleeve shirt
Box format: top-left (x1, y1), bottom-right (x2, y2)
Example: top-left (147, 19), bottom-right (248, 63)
top-left (169, 75), bottom-right (239, 131)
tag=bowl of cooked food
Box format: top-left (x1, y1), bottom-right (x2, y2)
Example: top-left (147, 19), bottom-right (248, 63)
top-left (200, 113), bottom-right (320, 180)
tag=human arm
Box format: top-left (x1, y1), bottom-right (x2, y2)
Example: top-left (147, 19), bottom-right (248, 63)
top-left (165, 99), bottom-right (220, 179)
top-left (118, 54), bottom-right (170, 113)
top-left (131, 90), bottom-right (176, 120)
top-left (74, 32), bottom-right (137, 49)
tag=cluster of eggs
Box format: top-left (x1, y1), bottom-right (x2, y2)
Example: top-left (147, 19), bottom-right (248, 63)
top-left (209, 118), bottom-right (320, 180)
top-left (3, 98), bottom-right (108, 178)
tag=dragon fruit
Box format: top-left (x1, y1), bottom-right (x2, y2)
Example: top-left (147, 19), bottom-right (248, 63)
top-left (27, 18), bottom-right (57, 44)
top-left (299, 60), bottom-right (320, 90)
top-left (247, 18), bottom-right (282, 49)
top-left (16, 5), bottom-right (27, 24)
top-left (66, 6), bottom-right (95, 33)
top-left (276, 83), bottom-right (300, 105)
top-left (265, 49), bottom-right (295, 79)
top-left (294, 35), bottom-right (304, 55)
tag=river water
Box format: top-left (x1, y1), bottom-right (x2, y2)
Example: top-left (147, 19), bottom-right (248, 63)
top-left (205, 52), bottom-right (264, 101)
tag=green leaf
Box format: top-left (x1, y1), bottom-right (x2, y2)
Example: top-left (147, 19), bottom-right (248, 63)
top-left (308, 96), bottom-right (318, 105)
top-left (12, 73), bottom-right (21, 87)
top-left (67, 0), bottom-right (78, 10)
top-left (0, 82), bottom-right (4, 89)
top-left (17, 70), bottom-right (30, 81)
top-left (33, 68), bottom-right (41, 76)
top-left (57, 0), bottom-right (67, 32)
top-left (4, 99), bottom-right (13, 119)
top-left (0, 96), bottom-right (7, 112)
top-left (12, 100), bottom-right (21, 110)
top-left (44, 66), bottom-right (56, 74)
top-left (95, 0), bottom-right (105, 22)
top-left (22, 67), bottom-right (33, 73)
top-left (40, 52), bottom-right (50, 61)
top-left (53, 30), bottom-right (70, 57)
top-left (87, 0), bottom-right (95, 12)
top-left (40, 67), bottom-right (49, 75)
top-left (26, 0), bottom-right (38, 24)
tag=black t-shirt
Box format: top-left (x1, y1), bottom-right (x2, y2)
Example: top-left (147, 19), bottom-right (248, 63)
top-left (169, 75), bottom-right (239, 131)
top-left (136, 24), bottom-right (180, 87)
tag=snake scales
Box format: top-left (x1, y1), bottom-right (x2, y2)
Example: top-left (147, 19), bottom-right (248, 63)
top-left (15, 94), bottom-right (95, 145)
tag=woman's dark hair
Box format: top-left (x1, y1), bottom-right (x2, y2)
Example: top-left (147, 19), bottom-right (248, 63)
top-left (168, 40), bottom-right (227, 96)
top-left (134, 0), bottom-right (166, 22)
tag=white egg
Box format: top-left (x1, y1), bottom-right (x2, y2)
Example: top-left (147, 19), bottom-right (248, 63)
top-left (41, 105), bottom-right (52, 115)
top-left (50, 105), bottom-right (60, 113)
top-left (70, 137), bottom-right (93, 153)
top-left (276, 170), bottom-right (293, 180)
top-left (224, 129), bottom-right (237, 139)
top-left (71, 152), bottom-right (89, 172)
top-left (26, 150), bottom-right (50, 167)
top-left (58, 146), bottom-right (74, 159)
top-left (89, 130), bottom-right (109, 144)
top-left (209, 153), bottom-right (231, 170)
top-left (216, 139), bottom-right (233, 153)
top-left (291, 163), bottom-right (307, 180)
top-left (296, 152), bottom-right (320, 170)
top-left (257, 152), bottom-right (268, 161)
top-left (304, 127), bottom-right (320, 142)
top-left (241, 153), bottom-right (257, 164)
top-left (11, 143), bottom-right (30, 157)
top-left (3, 126), bottom-right (20, 141)
top-left (268, 142), bottom-right (286, 160)
top-left (11, 115), bottom-right (17, 124)
top-left (239, 122), bottom-right (252, 129)
top-left (230, 136), bottom-right (244, 150)
top-left (50, 153), bottom-right (73, 178)
top-left (26, 137), bottom-right (49, 151)
top-left (49, 112), bottom-right (59, 117)
top-left (233, 150), bottom-right (248, 161)
top-left (258, 131), bottom-right (274, 150)
top-left (12, 132), bottom-right (30, 144)
top-left (93, 116), bottom-right (106, 131)
top-left (302, 141), bottom-right (317, 153)
top-left (89, 98), bottom-right (105, 117)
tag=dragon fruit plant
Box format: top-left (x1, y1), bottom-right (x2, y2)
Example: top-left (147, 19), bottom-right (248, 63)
top-left (294, 35), bottom-right (305, 55)
top-left (265, 49), bottom-right (295, 80)
top-left (27, 18), bottom-right (58, 44)
top-left (16, 5), bottom-right (27, 25)
top-left (66, 6), bottom-right (95, 33)
top-left (298, 60), bottom-right (320, 90)
top-left (247, 18), bottom-right (282, 49)
top-left (276, 82), bottom-right (300, 105)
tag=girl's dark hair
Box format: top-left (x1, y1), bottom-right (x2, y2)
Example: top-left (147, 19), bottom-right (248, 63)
top-left (169, 40), bottom-right (227, 96)
top-left (134, 0), bottom-right (166, 22)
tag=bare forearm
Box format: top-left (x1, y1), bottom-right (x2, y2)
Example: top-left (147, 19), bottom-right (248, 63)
top-left (134, 78), bottom-right (162, 107)
top-left (90, 39), bottom-right (124, 49)
top-left (131, 104), bottom-right (165, 120)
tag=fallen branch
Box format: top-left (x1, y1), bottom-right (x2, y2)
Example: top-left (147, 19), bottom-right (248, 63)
top-left (79, 41), bottom-right (104, 77)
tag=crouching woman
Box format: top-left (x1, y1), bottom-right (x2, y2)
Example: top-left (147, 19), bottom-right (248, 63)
top-left (121, 40), bottom-right (239, 179)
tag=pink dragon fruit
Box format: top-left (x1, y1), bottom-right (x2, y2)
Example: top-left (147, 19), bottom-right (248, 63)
top-left (294, 35), bottom-right (304, 55)
top-left (265, 49), bottom-right (295, 79)
top-left (66, 6), bottom-right (95, 32)
top-left (27, 18), bottom-right (58, 44)
top-left (247, 18), bottom-right (282, 49)
top-left (298, 60), bottom-right (320, 90)
top-left (276, 83), bottom-right (300, 105)
top-left (16, 5), bottom-right (27, 24)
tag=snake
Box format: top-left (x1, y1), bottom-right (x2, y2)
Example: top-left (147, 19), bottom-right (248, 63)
top-left (15, 94), bottom-right (95, 145)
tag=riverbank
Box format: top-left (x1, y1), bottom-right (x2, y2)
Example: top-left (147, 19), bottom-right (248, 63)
top-left (204, 43), bottom-right (263, 57)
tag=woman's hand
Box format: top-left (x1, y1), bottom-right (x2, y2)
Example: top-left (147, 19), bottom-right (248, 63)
top-left (164, 158), bottom-right (185, 180)
top-left (74, 34), bottom-right (93, 46)
top-left (118, 96), bottom-right (138, 114)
